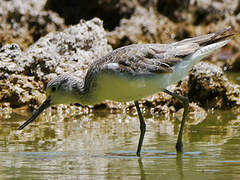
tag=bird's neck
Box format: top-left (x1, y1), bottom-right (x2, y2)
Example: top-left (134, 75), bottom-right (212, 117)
top-left (68, 76), bottom-right (97, 105)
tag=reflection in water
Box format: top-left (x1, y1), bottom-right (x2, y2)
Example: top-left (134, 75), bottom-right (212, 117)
top-left (0, 109), bottom-right (240, 179)
top-left (176, 153), bottom-right (184, 180)
top-left (138, 158), bottom-right (146, 180)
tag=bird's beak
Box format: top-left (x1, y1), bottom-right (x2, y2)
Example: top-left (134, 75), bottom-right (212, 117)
top-left (18, 97), bottom-right (51, 130)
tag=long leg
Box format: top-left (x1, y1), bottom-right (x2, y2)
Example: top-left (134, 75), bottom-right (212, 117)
top-left (135, 101), bottom-right (146, 156)
top-left (163, 89), bottom-right (189, 153)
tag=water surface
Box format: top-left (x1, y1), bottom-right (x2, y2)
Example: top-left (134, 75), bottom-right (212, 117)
top-left (1, 108), bottom-right (240, 179)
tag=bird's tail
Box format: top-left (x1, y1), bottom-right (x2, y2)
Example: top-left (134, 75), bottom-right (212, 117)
top-left (174, 26), bottom-right (233, 47)
top-left (173, 27), bottom-right (233, 78)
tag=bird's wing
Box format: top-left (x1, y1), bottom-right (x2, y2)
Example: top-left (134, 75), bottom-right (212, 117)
top-left (100, 42), bottom-right (200, 75)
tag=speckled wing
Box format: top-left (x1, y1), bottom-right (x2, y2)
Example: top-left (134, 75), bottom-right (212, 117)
top-left (100, 42), bottom-right (200, 75)
top-left (99, 27), bottom-right (232, 76)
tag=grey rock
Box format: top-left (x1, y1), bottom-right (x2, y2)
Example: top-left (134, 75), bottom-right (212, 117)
top-left (0, 0), bottom-right (65, 49)
top-left (22, 18), bottom-right (112, 83)
top-left (0, 44), bottom-right (24, 77)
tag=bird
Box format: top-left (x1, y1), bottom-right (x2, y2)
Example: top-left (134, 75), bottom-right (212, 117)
top-left (18, 27), bottom-right (232, 156)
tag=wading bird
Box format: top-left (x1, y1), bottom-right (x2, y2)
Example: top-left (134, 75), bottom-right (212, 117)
top-left (18, 27), bottom-right (232, 156)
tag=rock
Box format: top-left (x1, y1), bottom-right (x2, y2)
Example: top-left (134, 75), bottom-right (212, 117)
top-left (157, 0), bottom-right (190, 21)
top-left (22, 18), bottom-right (112, 83)
top-left (107, 7), bottom-right (185, 49)
top-left (191, 0), bottom-right (240, 25)
top-left (106, 0), bottom-right (240, 53)
top-left (188, 62), bottom-right (240, 108)
top-left (0, 0), bottom-right (65, 49)
top-left (0, 74), bottom-right (44, 108)
top-left (0, 44), bottom-right (24, 77)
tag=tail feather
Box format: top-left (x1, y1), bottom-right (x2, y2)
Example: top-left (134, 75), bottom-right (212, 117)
top-left (201, 33), bottom-right (233, 46)
top-left (171, 39), bottom-right (230, 84)
top-left (174, 26), bottom-right (233, 46)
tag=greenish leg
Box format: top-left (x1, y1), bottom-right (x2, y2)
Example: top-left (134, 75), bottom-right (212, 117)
top-left (163, 89), bottom-right (189, 153)
top-left (135, 101), bottom-right (146, 156)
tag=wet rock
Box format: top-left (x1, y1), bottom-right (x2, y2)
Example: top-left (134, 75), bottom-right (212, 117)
top-left (188, 62), bottom-right (240, 109)
top-left (0, 44), bottom-right (43, 109)
top-left (153, 104), bottom-right (176, 119)
top-left (0, 0), bottom-right (65, 49)
top-left (0, 74), bottom-right (44, 108)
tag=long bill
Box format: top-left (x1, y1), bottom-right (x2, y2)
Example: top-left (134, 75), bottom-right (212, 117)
top-left (18, 97), bottom-right (51, 130)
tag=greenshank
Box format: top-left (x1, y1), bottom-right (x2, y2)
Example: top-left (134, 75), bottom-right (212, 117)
top-left (18, 27), bottom-right (232, 156)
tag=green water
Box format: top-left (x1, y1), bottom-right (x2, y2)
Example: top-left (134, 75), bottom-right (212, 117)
top-left (1, 107), bottom-right (240, 180)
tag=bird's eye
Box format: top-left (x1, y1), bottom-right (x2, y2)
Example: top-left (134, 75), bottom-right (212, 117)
top-left (51, 86), bottom-right (57, 92)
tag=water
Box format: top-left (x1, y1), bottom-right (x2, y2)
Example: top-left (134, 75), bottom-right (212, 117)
top-left (225, 72), bottom-right (240, 85)
top-left (1, 107), bottom-right (240, 180)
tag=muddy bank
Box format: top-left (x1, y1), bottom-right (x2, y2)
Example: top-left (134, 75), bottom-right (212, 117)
top-left (0, 0), bottom-right (240, 118)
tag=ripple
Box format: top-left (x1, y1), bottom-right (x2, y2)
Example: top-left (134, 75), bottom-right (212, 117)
top-left (104, 150), bottom-right (204, 159)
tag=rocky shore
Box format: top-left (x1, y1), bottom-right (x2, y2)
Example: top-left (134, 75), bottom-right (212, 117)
top-left (0, 0), bottom-right (240, 118)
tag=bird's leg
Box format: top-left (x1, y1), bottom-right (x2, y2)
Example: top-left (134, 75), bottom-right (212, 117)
top-left (163, 89), bottom-right (189, 153)
top-left (134, 101), bottom-right (146, 156)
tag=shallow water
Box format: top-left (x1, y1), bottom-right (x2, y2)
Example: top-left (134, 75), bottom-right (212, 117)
top-left (1, 108), bottom-right (240, 180)
top-left (226, 72), bottom-right (240, 85)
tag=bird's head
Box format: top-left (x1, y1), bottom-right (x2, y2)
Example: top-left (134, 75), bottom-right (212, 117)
top-left (18, 74), bottom-right (84, 130)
